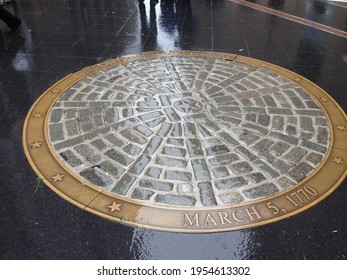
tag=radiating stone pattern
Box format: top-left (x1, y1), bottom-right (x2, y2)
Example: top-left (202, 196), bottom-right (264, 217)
top-left (48, 56), bottom-right (330, 207)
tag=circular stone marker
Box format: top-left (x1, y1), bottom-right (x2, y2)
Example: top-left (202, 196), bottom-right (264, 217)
top-left (23, 51), bottom-right (347, 232)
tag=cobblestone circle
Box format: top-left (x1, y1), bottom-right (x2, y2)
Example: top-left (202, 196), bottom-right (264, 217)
top-left (48, 55), bottom-right (330, 207)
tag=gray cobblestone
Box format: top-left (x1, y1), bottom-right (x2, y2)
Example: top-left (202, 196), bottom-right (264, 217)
top-left (156, 156), bottom-right (188, 168)
top-left (192, 159), bottom-right (211, 181)
top-left (295, 109), bottom-right (324, 116)
top-left (123, 143), bottom-right (141, 156)
top-left (162, 146), bottom-right (187, 157)
top-left (54, 136), bottom-right (84, 151)
top-left (197, 124), bottom-right (213, 137)
top-left (257, 115), bottom-right (270, 126)
top-left (269, 131), bottom-right (299, 145)
top-left (306, 152), bottom-right (323, 165)
top-left (277, 177), bottom-right (295, 188)
top-left (245, 114), bottom-right (257, 122)
top-left (271, 116), bottom-right (284, 131)
top-left (317, 127), bottom-right (329, 144)
top-left (159, 95), bottom-right (171, 106)
top-left (65, 109), bottom-right (77, 119)
top-left (218, 132), bottom-right (238, 147)
top-left (155, 194), bottom-right (196, 206)
top-left (50, 109), bottom-right (63, 123)
top-left (263, 95), bottom-right (277, 107)
top-left (111, 173), bottom-right (136, 195)
top-left (243, 122), bottom-right (268, 135)
top-left (167, 138), bottom-right (184, 146)
top-left (78, 109), bottom-right (92, 122)
top-left (246, 172), bottom-right (266, 183)
top-left (133, 125), bottom-right (153, 137)
top-left (122, 108), bottom-right (133, 118)
top-left (128, 154), bottom-right (151, 175)
top-left (105, 134), bottom-right (126, 147)
top-left (315, 117), bottom-right (328, 126)
top-left (157, 122), bottom-right (173, 137)
top-left (217, 116), bottom-right (242, 127)
top-left (131, 188), bottom-right (154, 200)
top-left (93, 115), bottom-right (104, 127)
top-left (105, 149), bottom-right (133, 166)
top-left (212, 166), bottom-right (230, 178)
top-left (49, 123), bottom-right (64, 142)
top-left (253, 139), bottom-right (274, 152)
top-left (273, 160), bottom-right (291, 172)
top-left (287, 162), bottom-right (314, 182)
top-left (143, 136), bottom-right (163, 155)
top-left (145, 166), bottom-right (162, 179)
top-left (301, 139), bottom-right (327, 153)
top-left (215, 177), bottom-right (248, 190)
top-left (219, 106), bottom-right (241, 114)
top-left (59, 150), bottom-right (82, 167)
top-left (74, 144), bottom-right (102, 165)
top-left (139, 179), bottom-right (173, 191)
top-left (209, 153), bottom-right (239, 166)
top-left (121, 129), bottom-right (147, 145)
top-left (171, 123), bottom-right (182, 137)
top-left (243, 183), bottom-right (279, 199)
top-left (80, 168), bottom-right (113, 188)
top-left (270, 141), bottom-right (290, 156)
top-left (146, 117), bottom-right (165, 128)
top-left (198, 182), bottom-right (217, 206)
top-left (220, 192), bottom-right (244, 204)
top-left (285, 125), bottom-right (297, 135)
top-left (205, 144), bottom-right (230, 156)
top-left (268, 108), bottom-right (293, 115)
top-left (284, 147), bottom-right (308, 163)
top-left (239, 132), bottom-right (260, 145)
top-left (230, 162), bottom-right (253, 174)
top-left (104, 108), bottom-right (118, 125)
top-left (234, 146), bottom-right (257, 161)
top-left (254, 159), bottom-right (280, 178)
top-left (165, 170), bottom-right (192, 181)
top-left (65, 119), bottom-right (80, 136)
top-left (80, 122), bottom-right (94, 133)
top-left (300, 116), bottom-right (314, 133)
top-left (184, 122), bottom-right (197, 137)
top-left (99, 160), bottom-right (125, 177)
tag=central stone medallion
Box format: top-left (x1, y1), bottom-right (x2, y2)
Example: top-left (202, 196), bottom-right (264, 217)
top-left (174, 98), bottom-right (203, 114)
top-left (23, 51), bottom-right (347, 232)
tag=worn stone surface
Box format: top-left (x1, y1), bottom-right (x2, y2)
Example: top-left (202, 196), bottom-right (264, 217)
top-left (48, 55), bottom-right (330, 207)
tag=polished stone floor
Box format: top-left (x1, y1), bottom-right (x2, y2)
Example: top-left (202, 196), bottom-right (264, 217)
top-left (1, 0), bottom-right (347, 259)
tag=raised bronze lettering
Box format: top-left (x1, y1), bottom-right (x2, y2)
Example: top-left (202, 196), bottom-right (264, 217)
top-left (286, 186), bottom-right (318, 207)
top-left (205, 213), bottom-right (218, 226)
top-left (232, 210), bottom-right (246, 223)
top-left (218, 212), bottom-right (233, 225)
top-left (245, 206), bottom-right (262, 221)
top-left (184, 213), bottom-right (200, 227)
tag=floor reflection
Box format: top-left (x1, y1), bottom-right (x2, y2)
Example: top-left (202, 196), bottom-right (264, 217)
top-left (130, 228), bottom-right (255, 259)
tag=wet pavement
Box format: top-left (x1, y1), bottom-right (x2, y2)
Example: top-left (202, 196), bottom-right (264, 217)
top-left (1, 0), bottom-right (347, 259)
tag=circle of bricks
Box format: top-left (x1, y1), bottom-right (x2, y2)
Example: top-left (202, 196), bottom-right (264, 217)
top-left (23, 51), bottom-right (347, 232)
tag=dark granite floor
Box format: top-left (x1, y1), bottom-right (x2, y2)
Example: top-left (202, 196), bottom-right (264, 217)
top-left (0, 0), bottom-right (346, 259)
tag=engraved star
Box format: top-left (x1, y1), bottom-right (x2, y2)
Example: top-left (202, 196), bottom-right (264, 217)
top-left (30, 141), bottom-right (42, 149)
top-left (294, 78), bottom-right (301, 82)
top-left (107, 201), bottom-right (121, 213)
top-left (33, 113), bottom-right (43, 119)
top-left (51, 173), bottom-right (65, 182)
top-left (51, 89), bottom-right (61, 94)
top-left (332, 157), bottom-right (344, 165)
top-left (320, 98), bottom-right (328, 103)
top-left (260, 64), bottom-right (267, 67)
top-left (336, 125), bottom-right (346, 131)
